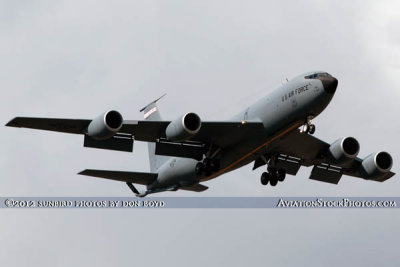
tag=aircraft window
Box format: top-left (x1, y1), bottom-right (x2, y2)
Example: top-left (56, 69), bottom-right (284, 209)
top-left (305, 74), bottom-right (317, 79)
top-left (318, 73), bottom-right (332, 78)
top-left (305, 73), bottom-right (332, 79)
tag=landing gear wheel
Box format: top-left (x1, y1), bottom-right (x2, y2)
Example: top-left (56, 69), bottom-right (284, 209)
top-left (269, 171), bottom-right (278, 186)
top-left (202, 158), bottom-right (219, 176)
top-left (277, 169), bottom-right (286, 182)
top-left (195, 162), bottom-right (204, 175)
top-left (308, 124), bottom-right (316, 134)
top-left (303, 124), bottom-right (310, 133)
top-left (261, 172), bottom-right (270, 185)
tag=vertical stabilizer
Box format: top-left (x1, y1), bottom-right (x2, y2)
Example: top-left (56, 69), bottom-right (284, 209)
top-left (140, 95), bottom-right (169, 172)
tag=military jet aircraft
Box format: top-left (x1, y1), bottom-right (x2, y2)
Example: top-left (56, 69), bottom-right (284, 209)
top-left (6, 71), bottom-right (395, 196)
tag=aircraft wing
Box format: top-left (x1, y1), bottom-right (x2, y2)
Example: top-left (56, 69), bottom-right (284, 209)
top-left (263, 130), bottom-right (395, 184)
top-left (266, 129), bottom-right (330, 167)
top-left (120, 120), bottom-right (264, 147)
top-left (6, 117), bottom-right (264, 150)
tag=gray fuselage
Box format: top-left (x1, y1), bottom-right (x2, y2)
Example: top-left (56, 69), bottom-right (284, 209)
top-left (148, 71), bottom-right (337, 191)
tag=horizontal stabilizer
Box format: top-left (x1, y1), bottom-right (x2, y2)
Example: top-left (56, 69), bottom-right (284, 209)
top-left (78, 169), bottom-right (158, 185)
top-left (181, 184), bottom-right (209, 192)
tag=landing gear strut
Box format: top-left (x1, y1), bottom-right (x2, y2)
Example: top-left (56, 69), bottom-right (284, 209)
top-left (196, 158), bottom-right (220, 176)
top-left (195, 162), bottom-right (204, 175)
top-left (302, 117), bottom-right (315, 134)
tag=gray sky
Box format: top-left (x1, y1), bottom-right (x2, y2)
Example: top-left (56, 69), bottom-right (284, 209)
top-left (1, 1), bottom-right (400, 266)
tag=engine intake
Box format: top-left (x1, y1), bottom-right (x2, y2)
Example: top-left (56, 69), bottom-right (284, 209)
top-left (165, 113), bottom-right (201, 141)
top-left (328, 137), bottom-right (360, 165)
top-left (361, 151), bottom-right (393, 178)
top-left (87, 110), bottom-right (123, 140)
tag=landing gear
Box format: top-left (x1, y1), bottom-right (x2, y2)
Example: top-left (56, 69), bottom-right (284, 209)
top-left (277, 169), bottom-right (286, 182)
top-left (302, 116), bottom-right (316, 135)
top-left (308, 124), bottom-right (315, 134)
top-left (207, 158), bottom-right (220, 172)
top-left (195, 162), bottom-right (204, 175)
top-left (303, 123), bottom-right (309, 133)
top-left (261, 172), bottom-right (270, 185)
top-left (260, 168), bottom-right (286, 187)
top-left (269, 173), bottom-right (278, 186)
top-left (196, 158), bottom-right (220, 176)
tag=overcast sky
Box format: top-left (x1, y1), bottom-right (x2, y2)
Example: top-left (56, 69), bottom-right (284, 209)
top-left (1, 1), bottom-right (400, 266)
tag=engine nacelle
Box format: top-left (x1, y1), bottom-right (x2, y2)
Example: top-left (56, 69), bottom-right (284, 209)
top-left (165, 113), bottom-right (201, 141)
top-left (361, 151), bottom-right (393, 178)
top-left (87, 110), bottom-right (123, 140)
top-left (328, 137), bottom-right (360, 165)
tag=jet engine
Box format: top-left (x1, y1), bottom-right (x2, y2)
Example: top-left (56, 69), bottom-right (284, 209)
top-left (328, 137), bottom-right (360, 165)
top-left (361, 151), bottom-right (393, 178)
top-left (165, 113), bottom-right (202, 141)
top-left (87, 110), bottom-right (123, 140)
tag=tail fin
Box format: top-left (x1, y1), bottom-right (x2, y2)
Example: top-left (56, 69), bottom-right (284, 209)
top-left (140, 94), bottom-right (169, 172)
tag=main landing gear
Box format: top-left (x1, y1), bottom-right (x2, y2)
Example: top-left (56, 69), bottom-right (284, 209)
top-left (195, 158), bottom-right (220, 176)
top-left (260, 167), bottom-right (286, 186)
top-left (301, 117), bottom-right (315, 135)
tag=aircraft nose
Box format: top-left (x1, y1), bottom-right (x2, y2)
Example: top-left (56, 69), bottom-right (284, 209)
top-left (320, 76), bottom-right (338, 94)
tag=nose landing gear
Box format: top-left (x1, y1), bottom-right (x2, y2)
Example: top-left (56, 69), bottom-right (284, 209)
top-left (301, 117), bottom-right (316, 134)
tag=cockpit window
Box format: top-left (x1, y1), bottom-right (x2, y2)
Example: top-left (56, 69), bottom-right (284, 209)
top-left (304, 72), bottom-right (332, 79)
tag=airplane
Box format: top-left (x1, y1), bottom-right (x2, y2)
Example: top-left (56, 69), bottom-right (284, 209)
top-left (6, 71), bottom-right (395, 197)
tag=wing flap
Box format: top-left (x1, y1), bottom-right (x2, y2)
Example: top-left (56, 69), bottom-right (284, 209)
top-left (83, 135), bottom-right (134, 152)
top-left (309, 165), bottom-right (342, 184)
top-left (78, 169), bottom-right (158, 185)
top-left (119, 120), bottom-right (169, 141)
top-left (155, 140), bottom-right (205, 160)
top-left (276, 155), bottom-right (302, 176)
top-left (267, 130), bottom-right (329, 166)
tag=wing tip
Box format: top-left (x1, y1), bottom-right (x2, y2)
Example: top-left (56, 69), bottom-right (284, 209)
top-left (77, 169), bottom-right (92, 176)
top-left (5, 118), bottom-right (19, 127)
top-left (78, 169), bottom-right (90, 176)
